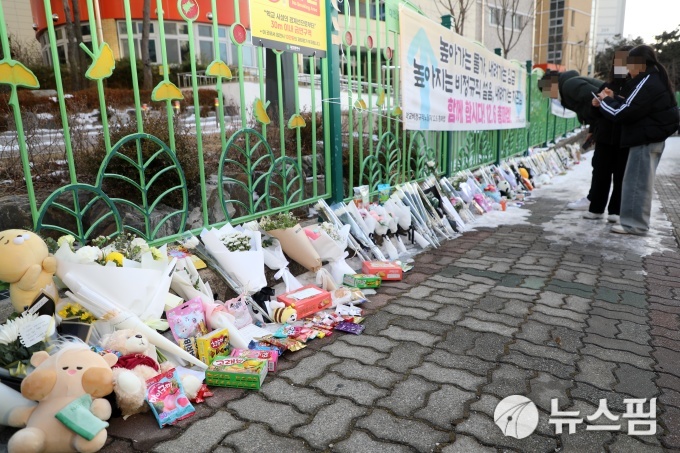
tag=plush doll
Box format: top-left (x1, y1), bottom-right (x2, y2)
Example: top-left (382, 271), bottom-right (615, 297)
top-left (266, 300), bottom-right (297, 324)
top-left (7, 343), bottom-right (117, 453)
top-left (102, 329), bottom-right (201, 419)
top-left (0, 229), bottom-right (59, 313)
top-left (497, 181), bottom-right (515, 200)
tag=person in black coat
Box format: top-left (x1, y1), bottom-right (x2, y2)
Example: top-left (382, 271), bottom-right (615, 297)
top-left (583, 48), bottom-right (632, 223)
top-left (596, 44), bottom-right (680, 235)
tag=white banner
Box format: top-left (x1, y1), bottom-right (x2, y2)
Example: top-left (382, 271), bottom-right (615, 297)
top-left (399, 7), bottom-right (527, 131)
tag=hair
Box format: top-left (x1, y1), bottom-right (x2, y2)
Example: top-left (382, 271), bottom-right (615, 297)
top-left (628, 44), bottom-right (674, 95)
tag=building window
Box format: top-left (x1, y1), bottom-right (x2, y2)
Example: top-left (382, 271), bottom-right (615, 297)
top-left (571, 10), bottom-right (576, 27)
top-left (513, 14), bottom-right (524, 29)
top-left (489, 7), bottom-right (501, 25)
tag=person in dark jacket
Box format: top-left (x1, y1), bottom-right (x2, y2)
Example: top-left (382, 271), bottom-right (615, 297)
top-left (583, 48), bottom-right (632, 223)
top-left (597, 44), bottom-right (680, 235)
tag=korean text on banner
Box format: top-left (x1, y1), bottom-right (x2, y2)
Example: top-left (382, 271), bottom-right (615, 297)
top-left (250, 0), bottom-right (327, 57)
top-left (399, 7), bottom-right (527, 131)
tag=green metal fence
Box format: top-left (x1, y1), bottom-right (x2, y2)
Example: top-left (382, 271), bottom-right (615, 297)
top-left (0, 0), bottom-right (579, 245)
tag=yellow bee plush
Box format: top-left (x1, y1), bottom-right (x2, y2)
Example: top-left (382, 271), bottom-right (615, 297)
top-left (266, 300), bottom-right (297, 324)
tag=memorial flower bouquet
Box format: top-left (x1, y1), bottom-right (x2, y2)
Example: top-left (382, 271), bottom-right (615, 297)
top-left (303, 222), bottom-right (355, 284)
top-left (259, 212), bottom-right (322, 273)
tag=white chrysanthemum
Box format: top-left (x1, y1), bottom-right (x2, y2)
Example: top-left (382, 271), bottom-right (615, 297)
top-left (57, 235), bottom-right (76, 248)
top-left (181, 236), bottom-right (200, 249)
top-left (75, 245), bottom-right (103, 263)
top-left (130, 237), bottom-right (149, 253)
top-left (0, 313), bottom-right (38, 345)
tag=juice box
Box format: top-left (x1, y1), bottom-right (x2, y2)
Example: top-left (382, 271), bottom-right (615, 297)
top-left (205, 356), bottom-right (268, 389)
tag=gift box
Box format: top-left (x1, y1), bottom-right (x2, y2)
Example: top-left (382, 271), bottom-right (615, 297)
top-left (205, 356), bottom-right (268, 389)
top-left (361, 261), bottom-right (403, 281)
top-left (342, 274), bottom-right (382, 289)
top-left (276, 284), bottom-right (332, 319)
top-left (196, 328), bottom-right (230, 365)
top-left (230, 348), bottom-right (279, 372)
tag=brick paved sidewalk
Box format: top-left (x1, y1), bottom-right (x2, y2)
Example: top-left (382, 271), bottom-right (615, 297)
top-left (3, 140), bottom-right (680, 453)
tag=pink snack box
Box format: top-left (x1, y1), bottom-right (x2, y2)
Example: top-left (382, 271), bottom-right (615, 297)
top-left (230, 348), bottom-right (279, 372)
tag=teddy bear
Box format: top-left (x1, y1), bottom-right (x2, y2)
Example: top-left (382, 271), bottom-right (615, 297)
top-left (102, 329), bottom-right (201, 419)
top-left (0, 229), bottom-right (59, 313)
top-left (7, 343), bottom-right (118, 453)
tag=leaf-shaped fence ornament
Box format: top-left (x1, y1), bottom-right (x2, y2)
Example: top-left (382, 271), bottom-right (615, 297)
top-left (253, 98), bottom-right (271, 125)
top-left (205, 60), bottom-right (233, 80)
top-left (152, 80), bottom-right (183, 102)
top-left (84, 43), bottom-right (115, 80)
top-left (217, 129), bottom-right (275, 220)
top-left (359, 131), bottom-right (402, 193)
top-left (408, 131), bottom-right (437, 180)
top-left (35, 184), bottom-right (123, 244)
top-left (264, 156), bottom-right (305, 210)
top-left (95, 133), bottom-right (188, 241)
top-left (287, 113), bottom-right (306, 129)
top-left (0, 60), bottom-right (39, 89)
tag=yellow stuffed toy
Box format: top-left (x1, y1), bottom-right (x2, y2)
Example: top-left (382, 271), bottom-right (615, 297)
top-left (0, 230), bottom-right (58, 313)
top-left (7, 343), bottom-right (118, 453)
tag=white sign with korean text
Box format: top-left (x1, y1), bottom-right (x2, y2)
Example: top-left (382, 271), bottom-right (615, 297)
top-left (399, 7), bottom-right (527, 131)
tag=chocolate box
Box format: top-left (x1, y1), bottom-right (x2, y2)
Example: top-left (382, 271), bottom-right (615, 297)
top-left (205, 356), bottom-right (268, 389)
top-left (276, 284), bottom-right (332, 319)
top-left (196, 328), bottom-right (230, 365)
top-left (342, 273), bottom-right (382, 289)
top-left (361, 261), bottom-right (403, 281)
top-left (230, 348), bottom-right (279, 372)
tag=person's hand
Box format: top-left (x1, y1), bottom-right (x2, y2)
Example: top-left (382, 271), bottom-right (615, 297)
top-left (598, 88), bottom-right (614, 99)
top-left (592, 97), bottom-right (601, 107)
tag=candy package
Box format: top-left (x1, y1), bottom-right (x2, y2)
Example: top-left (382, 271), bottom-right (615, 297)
top-left (167, 298), bottom-right (208, 356)
top-left (259, 335), bottom-right (307, 352)
top-left (334, 321), bottom-right (365, 335)
top-left (145, 369), bottom-right (195, 428)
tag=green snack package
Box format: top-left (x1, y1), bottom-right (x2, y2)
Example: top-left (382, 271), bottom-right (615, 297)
top-left (55, 394), bottom-right (109, 441)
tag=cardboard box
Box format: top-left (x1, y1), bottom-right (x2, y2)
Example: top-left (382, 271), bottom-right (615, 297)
top-left (230, 348), bottom-right (279, 372)
top-left (196, 328), bottom-right (230, 365)
top-left (342, 273), bottom-right (382, 289)
top-left (205, 356), bottom-right (268, 389)
top-left (361, 261), bottom-right (403, 281)
top-left (276, 284), bottom-right (332, 319)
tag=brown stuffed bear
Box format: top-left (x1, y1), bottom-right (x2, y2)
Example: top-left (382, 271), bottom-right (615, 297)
top-left (0, 229), bottom-right (58, 313)
top-left (103, 329), bottom-right (201, 419)
top-left (7, 344), bottom-right (117, 453)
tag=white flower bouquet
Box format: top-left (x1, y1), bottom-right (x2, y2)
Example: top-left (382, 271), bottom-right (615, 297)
top-left (260, 236), bottom-right (303, 293)
top-left (259, 212), bottom-right (322, 272)
top-left (304, 222), bottom-right (355, 284)
top-left (200, 224), bottom-right (267, 295)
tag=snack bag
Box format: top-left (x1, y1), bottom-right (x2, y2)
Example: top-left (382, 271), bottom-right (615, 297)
top-left (167, 297), bottom-right (208, 356)
top-left (145, 368), bottom-right (195, 428)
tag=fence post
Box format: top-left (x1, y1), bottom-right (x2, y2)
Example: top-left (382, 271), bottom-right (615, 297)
top-left (494, 48), bottom-right (502, 165)
top-left (525, 60), bottom-right (532, 154)
top-left (322, 5), bottom-right (344, 203)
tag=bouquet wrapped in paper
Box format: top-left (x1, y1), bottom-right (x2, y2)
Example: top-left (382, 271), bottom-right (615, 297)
top-left (330, 202), bottom-right (386, 261)
top-left (54, 234), bottom-right (174, 325)
top-left (304, 223), bottom-right (355, 284)
top-left (314, 200), bottom-right (370, 262)
top-left (259, 213), bottom-right (322, 272)
top-left (200, 224), bottom-right (267, 295)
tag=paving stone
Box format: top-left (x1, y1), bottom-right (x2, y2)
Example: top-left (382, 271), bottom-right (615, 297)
top-left (429, 293), bottom-right (477, 308)
top-left (221, 423), bottom-right (312, 453)
top-left (574, 355), bottom-right (617, 391)
top-left (361, 310), bottom-right (398, 335)
top-left (467, 332), bottom-right (509, 361)
top-left (499, 299), bottom-right (532, 317)
top-left (228, 394), bottom-right (307, 434)
top-left (661, 405), bottom-right (680, 449)
top-left (659, 387), bottom-right (680, 409)
top-left (581, 344), bottom-right (654, 369)
top-left (379, 341), bottom-right (432, 373)
top-left (570, 383), bottom-right (630, 412)
top-left (441, 435), bottom-right (495, 453)
top-left (152, 411), bottom-right (244, 453)
top-left (516, 320), bottom-right (553, 344)
top-left (458, 316), bottom-right (517, 336)
top-left (535, 291), bottom-right (566, 308)
top-left (355, 409), bottom-right (449, 451)
top-left (484, 364), bottom-right (533, 398)
top-left (383, 303), bottom-right (435, 320)
top-left (338, 333), bottom-right (398, 352)
top-left (107, 411), bottom-right (180, 451)
top-left (583, 333), bottom-right (653, 357)
top-left (465, 309), bottom-right (524, 327)
top-left (292, 398), bottom-right (366, 450)
top-left (550, 325), bottom-right (584, 353)
top-left (393, 297), bottom-right (443, 311)
top-left (590, 305), bottom-right (647, 325)
top-left (280, 352), bottom-right (342, 385)
top-left (510, 339), bottom-right (579, 365)
top-left (464, 283), bottom-right (494, 295)
top-left (595, 286), bottom-right (621, 303)
top-left (614, 364), bottom-right (658, 399)
top-left (426, 349), bottom-right (495, 376)
top-left (430, 305), bottom-right (466, 324)
top-left (312, 372), bottom-right (388, 405)
top-left (586, 315), bottom-right (620, 338)
top-left (560, 427), bottom-right (613, 453)
top-left (456, 412), bottom-right (558, 452)
top-left (412, 362), bottom-right (486, 391)
top-left (332, 431), bottom-right (414, 453)
top-left (527, 372), bottom-right (573, 412)
top-left (414, 385), bottom-right (475, 429)
top-left (403, 285), bottom-right (436, 299)
top-left (533, 304), bottom-right (588, 323)
top-left (260, 380), bottom-right (331, 413)
top-left (529, 311), bottom-right (585, 330)
top-left (609, 434), bottom-right (665, 452)
top-left (379, 325), bottom-right (439, 347)
top-left (376, 375), bottom-right (438, 416)
top-left (322, 342), bottom-right (388, 365)
top-left (389, 316), bottom-right (452, 335)
top-left (501, 351), bottom-right (576, 379)
top-left (331, 359), bottom-right (402, 388)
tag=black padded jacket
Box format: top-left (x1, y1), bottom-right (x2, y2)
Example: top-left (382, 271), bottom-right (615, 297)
top-left (599, 67), bottom-right (679, 147)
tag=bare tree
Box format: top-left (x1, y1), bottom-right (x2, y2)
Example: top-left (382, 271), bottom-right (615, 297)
top-left (434, 0), bottom-right (475, 35)
top-left (490, 0), bottom-right (534, 58)
top-left (61, 0), bottom-right (84, 90)
top-left (141, 0), bottom-right (153, 91)
top-left (573, 32), bottom-right (589, 75)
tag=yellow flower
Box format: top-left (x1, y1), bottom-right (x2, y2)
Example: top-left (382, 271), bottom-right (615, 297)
top-left (150, 247), bottom-right (163, 260)
top-left (105, 251), bottom-right (125, 267)
top-left (58, 308), bottom-right (69, 318)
